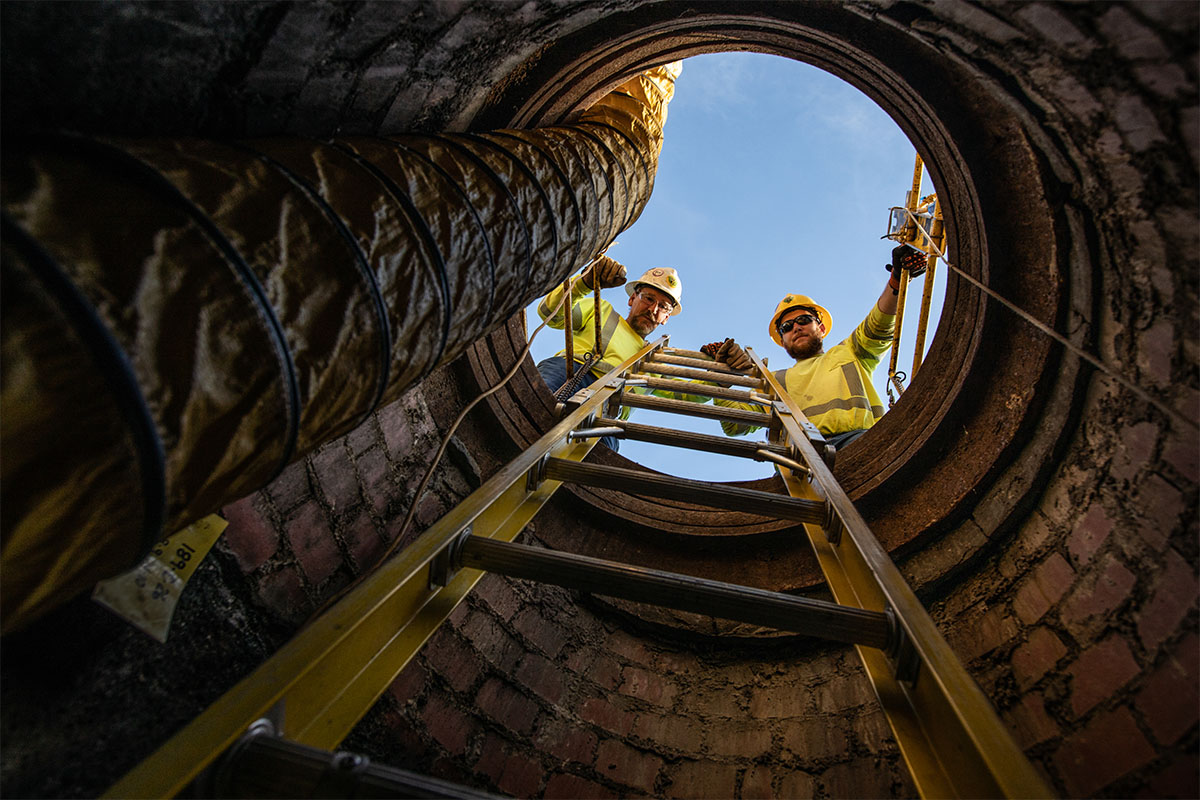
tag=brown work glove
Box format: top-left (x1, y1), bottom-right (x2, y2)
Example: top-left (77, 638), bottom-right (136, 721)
top-left (716, 338), bottom-right (753, 372)
top-left (582, 255), bottom-right (628, 289)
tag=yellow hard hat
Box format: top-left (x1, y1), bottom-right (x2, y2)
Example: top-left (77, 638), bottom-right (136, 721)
top-left (625, 267), bottom-right (683, 315)
top-left (768, 294), bottom-right (832, 347)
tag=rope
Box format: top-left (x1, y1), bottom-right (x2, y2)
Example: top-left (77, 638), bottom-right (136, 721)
top-left (894, 209), bottom-right (1197, 432)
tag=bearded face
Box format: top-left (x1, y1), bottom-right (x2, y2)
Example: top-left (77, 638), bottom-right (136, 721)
top-left (778, 309), bottom-right (825, 360)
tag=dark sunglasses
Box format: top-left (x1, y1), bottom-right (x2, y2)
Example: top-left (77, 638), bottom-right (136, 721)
top-left (777, 314), bottom-right (818, 335)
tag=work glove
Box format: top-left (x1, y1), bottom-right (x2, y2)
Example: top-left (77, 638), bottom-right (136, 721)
top-left (716, 338), bottom-right (754, 372)
top-left (887, 244), bottom-right (928, 279)
top-left (582, 255), bottom-right (627, 289)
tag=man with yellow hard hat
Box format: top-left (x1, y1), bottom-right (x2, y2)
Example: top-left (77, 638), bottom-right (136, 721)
top-left (712, 246), bottom-right (926, 451)
top-left (536, 255), bottom-right (702, 451)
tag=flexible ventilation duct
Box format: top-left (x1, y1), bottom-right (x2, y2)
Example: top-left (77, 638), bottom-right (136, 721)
top-left (0, 63), bottom-right (681, 633)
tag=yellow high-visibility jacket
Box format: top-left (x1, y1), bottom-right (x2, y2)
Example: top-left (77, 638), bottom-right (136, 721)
top-left (537, 280), bottom-right (709, 411)
top-left (717, 305), bottom-right (896, 437)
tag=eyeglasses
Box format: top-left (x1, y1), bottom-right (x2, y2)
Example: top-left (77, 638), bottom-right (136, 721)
top-left (777, 314), bottom-right (818, 335)
top-left (637, 293), bottom-right (675, 314)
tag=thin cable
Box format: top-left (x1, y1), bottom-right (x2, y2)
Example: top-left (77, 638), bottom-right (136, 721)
top-left (303, 269), bottom-right (595, 625)
top-left (894, 209), bottom-right (1197, 431)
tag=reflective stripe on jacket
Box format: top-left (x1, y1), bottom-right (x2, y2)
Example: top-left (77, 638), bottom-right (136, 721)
top-left (537, 281), bottom-right (710, 414)
top-left (718, 304), bottom-right (895, 437)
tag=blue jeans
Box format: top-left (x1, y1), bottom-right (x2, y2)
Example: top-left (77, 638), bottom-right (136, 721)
top-left (536, 356), bottom-right (620, 452)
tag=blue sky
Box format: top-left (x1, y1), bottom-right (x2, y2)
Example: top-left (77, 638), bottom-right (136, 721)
top-left (524, 53), bottom-right (943, 481)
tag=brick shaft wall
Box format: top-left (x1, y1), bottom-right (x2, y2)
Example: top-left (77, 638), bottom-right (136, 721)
top-left (1, 2), bottom-right (1195, 798)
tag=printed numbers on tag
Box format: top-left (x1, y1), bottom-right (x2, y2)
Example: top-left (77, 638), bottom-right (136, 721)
top-left (168, 543), bottom-right (195, 572)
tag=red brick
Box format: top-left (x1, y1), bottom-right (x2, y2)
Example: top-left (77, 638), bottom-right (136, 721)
top-left (265, 459), bottom-right (313, 513)
top-left (256, 565), bottom-right (310, 623)
top-left (664, 759), bottom-right (739, 799)
top-left (778, 770), bottom-right (817, 798)
top-left (606, 628), bottom-right (652, 664)
top-left (356, 445), bottom-right (395, 516)
top-left (632, 712), bottom-right (706, 754)
top-left (496, 751), bottom-right (543, 798)
top-left (221, 493), bottom-right (280, 573)
top-left (516, 652), bottom-right (566, 704)
top-left (1135, 633), bottom-right (1199, 745)
top-left (544, 773), bottom-right (617, 799)
top-left (1136, 474), bottom-right (1186, 541)
top-left (536, 718), bottom-right (598, 765)
top-left (512, 607), bottom-right (567, 658)
top-left (423, 628), bottom-right (482, 693)
top-left (813, 674), bottom-right (873, 713)
top-left (310, 442), bottom-right (361, 507)
top-left (579, 696), bottom-right (635, 736)
top-left (1067, 635), bottom-right (1140, 716)
top-left (1162, 431), bottom-right (1199, 483)
top-left (821, 757), bottom-right (898, 798)
top-left (580, 652), bottom-right (623, 691)
top-left (474, 731), bottom-right (509, 782)
top-left (1062, 555), bottom-right (1137, 625)
top-left (475, 573), bottom-right (522, 621)
top-left (1067, 503), bottom-right (1113, 566)
top-left (1012, 627), bottom-right (1068, 689)
top-left (1053, 708), bottom-right (1157, 797)
top-left (779, 716), bottom-right (849, 762)
top-left (284, 500), bottom-right (340, 585)
top-left (460, 609), bottom-right (523, 673)
top-left (748, 682), bottom-right (809, 719)
top-left (388, 658), bottom-right (429, 705)
top-left (953, 605), bottom-right (1020, 662)
top-left (421, 693), bottom-right (473, 756)
top-left (476, 678), bottom-right (539, 734)
top-left (342, 508), bottom-right (384, 570)
top-left (704, 719), bottom-right (773, 759)
top-left (1014, 552), bottom-right (1076, 624)
top-left (1003, 693), bottom-right (1060, 747)
top-left (345, 415), bottom-right (381, 455)
top-left (618, 665), bottom-right (675, 706)
top-left (595, 738), bottom-right (663, 794)
top-left (1111, 421), bottom-right (1158, 482)
top-left (1138, 549), bottom-right (1198, 651)
top-left (741, 764), bottom-right (777, 799)
top-left (1139, 754), bottom-right (1200, 800)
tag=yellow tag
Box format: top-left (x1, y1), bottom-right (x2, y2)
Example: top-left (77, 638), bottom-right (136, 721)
top-left (92, 514), bottom-right (228, 642)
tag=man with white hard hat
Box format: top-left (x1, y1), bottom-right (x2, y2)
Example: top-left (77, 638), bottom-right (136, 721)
top-left (536, 255), bottom-right (701, 451)
top-left (711, 245), bottom-right (927, 451)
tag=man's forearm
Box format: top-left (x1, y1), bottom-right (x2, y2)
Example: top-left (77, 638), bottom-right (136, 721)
top-left (877, 280), bottom-right (899, 315)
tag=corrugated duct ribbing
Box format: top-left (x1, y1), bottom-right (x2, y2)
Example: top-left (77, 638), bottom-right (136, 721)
top-left (0, 62), bottom-right (681, 633)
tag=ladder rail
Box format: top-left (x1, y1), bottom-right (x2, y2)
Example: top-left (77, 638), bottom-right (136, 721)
top-left (102, 338), bottom-right (672, 799)
top-left (748, 347), bottom-right (1053, 799)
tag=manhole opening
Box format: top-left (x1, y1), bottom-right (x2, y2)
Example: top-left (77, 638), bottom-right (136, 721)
top-left (521, 53), bottom-right (948, 482)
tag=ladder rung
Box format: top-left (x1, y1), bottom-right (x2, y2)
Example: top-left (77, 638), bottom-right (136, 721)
top-left (594, 417), bottom-right (789, 460)
top-left (642, 359), bottom-right (763, 388)
top-left (650, 352), bottom-right (744, 375)
top-left (620, 392), bottom-right (773, 426)
top-left (542, 458), bottom-right (824, 523)
top-left (661, 347), bottom-right (710, 360)
top-left (460, 537), bottom-right (891, 649)
top-left (631, 374), bottom-right (767, 404)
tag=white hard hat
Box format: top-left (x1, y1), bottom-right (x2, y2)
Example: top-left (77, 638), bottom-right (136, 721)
top-left (625, 267), bottom-right (682, 315)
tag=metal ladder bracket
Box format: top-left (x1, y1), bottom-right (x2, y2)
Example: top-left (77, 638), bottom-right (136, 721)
top-left (429, 526), bottom-right (472, 589)
top-left (886, 612), bottom-right (922, 686)
top-left (822, 499), bottom-right (845, 547)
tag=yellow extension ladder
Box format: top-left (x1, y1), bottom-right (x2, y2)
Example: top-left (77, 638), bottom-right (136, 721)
top-left (105, 338), bottom-right (1052, 799)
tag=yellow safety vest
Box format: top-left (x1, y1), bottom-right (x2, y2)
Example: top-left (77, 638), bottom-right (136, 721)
top-left (718, 305), bottom-right (896, 437)
top-left (537, 281), bottom-right (710, 412)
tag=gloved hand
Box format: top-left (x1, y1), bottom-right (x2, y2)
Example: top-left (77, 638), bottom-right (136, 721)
top-left (582, 255), bottom-right (628, 289)
top-left (716, 339), bottom-right (753, 372)
top-left (887, 244), bottom-right (928, 279)
top-left (700, 341), bottom-right (724, 358)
